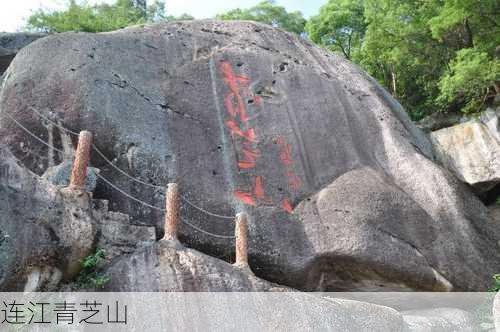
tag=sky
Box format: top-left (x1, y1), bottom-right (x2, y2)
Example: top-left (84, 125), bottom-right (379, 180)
top-left (0, 0), bottom-right (325, 32)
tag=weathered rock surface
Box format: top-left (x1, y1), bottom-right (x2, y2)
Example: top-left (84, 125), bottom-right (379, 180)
top-left (92, 201), bottom-right (156, 263)
top-left (495, 292), bottom-right (500, 332)
top-left (402, 308), bottom-right (476, 332)
top-left (104, 240), bottom-right (285, 291)
top-left (42, 160), bottom-right (100, 193)
top-left (295, 168), bottom-right (454, 291)
top-left (0, 20), bottom-right (498, 291)
top-left (103, 243), bottom-right (417, 330)
top-left (325, 298), bottom-right (408, 331)
top-left (0, 146), bottom-right (155, 291)
top-left (490, 205), bottom-right (500, 224)
top-left (430, 115), bottom-right (500, 193)
top-left (417, 111), bottom-right (464, 132)
top-left (0, 33), bottom-right (46, 76)
top-left (480, 107), bottom-right (500, 142)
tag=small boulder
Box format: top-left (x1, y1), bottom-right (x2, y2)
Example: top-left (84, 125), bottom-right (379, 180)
top-left (417, 111), bottom-right (464, 132)
top-left (42, 161), bottom-right (100, 193)
top-left (430, 118), bottom-right (500, 193)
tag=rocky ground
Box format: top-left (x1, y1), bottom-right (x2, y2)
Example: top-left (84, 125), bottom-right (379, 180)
top-left (0, 21), bottom-right (499, 330)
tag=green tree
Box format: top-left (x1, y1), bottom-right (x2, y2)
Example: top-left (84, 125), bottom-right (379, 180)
top-left (360, 0), bottom-right (451, 119)
top-left (26, 0), bottom-right (192, 33)
top-left (216, 0), bottom-right (307, 34)
top-left (429, 0), bottom-right (499, 53)
top-left (437, 48), bottom-right (499, 114)
top-left (306, 0), bottom-right (366, 60)
top-left (307, 0), bottom-right (499, 120)
top-left (429, 0), bottom-right (499, 114)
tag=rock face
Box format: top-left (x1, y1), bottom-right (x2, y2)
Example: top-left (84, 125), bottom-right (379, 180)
top-left (0, 20), bottom-right (498, 291)
top-left (104, 240), bottom-right (285, 291)
top-left (402, 308), bottom-right (475, 332)
top-left (294, 168), bottom-right (454, 291)
top-left (0, 146), bottom-right (93, 290)
top-left (42, 160), bottom-right (100, 193)
top-left (430, 111), bottom-right (500, 193)
top-left (417, 111), bottom-right (464, 132)
top-left (324, 298), bottom-right (408, 331)
top-left (0, 146), bottom-right (155, 291)
top-left (0, 33), bottom-right (47, 76)
top-left (495, 292), bottom-right (500, 332)
top-left (490, 205), bottom-right (500, 224)
top-left (480, 107), bottom-right (500, 143)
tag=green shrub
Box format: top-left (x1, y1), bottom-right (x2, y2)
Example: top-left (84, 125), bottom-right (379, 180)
top-left (76, 248), bottom-right (111, 289)
top-left (490, 274), bottom-right (500, 292)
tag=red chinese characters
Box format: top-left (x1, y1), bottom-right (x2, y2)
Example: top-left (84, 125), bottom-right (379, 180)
top-left (219, 60), bottom-right (301, 213)
top-left (275, 136), bottom-right (302, 211)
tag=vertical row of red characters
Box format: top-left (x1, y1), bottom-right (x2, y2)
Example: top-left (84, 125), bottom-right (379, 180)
top-left (219, 60), bottom-right (302, 213)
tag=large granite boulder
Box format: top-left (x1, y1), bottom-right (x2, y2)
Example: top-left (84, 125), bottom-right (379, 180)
top-left (0, 33), bottom-right (47, 76)
top-left (430, 111), bottom-right (500, 193)
top-left (0, 20), bottom-right (498, 291)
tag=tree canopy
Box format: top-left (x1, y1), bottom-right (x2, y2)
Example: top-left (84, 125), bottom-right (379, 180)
top-left (26, 0), bottom-right (193, 33)
top-left (305, 0), bottom-right (366, 60)
top-left (216, 0), bottom-right (307, 34)
top-left (307, 0), bottom-right (499, 120)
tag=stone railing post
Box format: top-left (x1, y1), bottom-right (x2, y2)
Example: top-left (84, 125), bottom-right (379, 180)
top-left (68, 131), bottom-right (92, 191)
top-left (234, 212), bottom-right (249, 269)
top-left (163, 183), bottom-right (179, 241)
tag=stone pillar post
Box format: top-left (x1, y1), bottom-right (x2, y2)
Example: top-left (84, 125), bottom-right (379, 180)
top-left (68, 131), bottom-right (92, 191)
top-left (163, 183), bottom-right (179, 241)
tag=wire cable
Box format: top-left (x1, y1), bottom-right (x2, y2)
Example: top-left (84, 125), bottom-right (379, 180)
top-left (180, 195), bottom-right (235, 219)
top-left (95, 173), bottom-right (166, 212)
top-left (91, 145), bottom-right (163, 189)
top-left (26, 105), bottom-right (236, 219)
top-left (97, 174), bottom-right (235, 238)
top-left (28, 106), bottom-right (80, 136)
top-left (4, 111), bottom-right (235, 239)
top-left (181, 217), bottom-right (235, 239)
top-left (2, 111), bottom-right (64, 154)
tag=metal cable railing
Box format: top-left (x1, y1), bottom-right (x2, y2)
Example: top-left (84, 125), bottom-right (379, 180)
top-left (26, 106), bottom-right (235, 220)
top-left (2, 111), bottom-right (236, 240)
